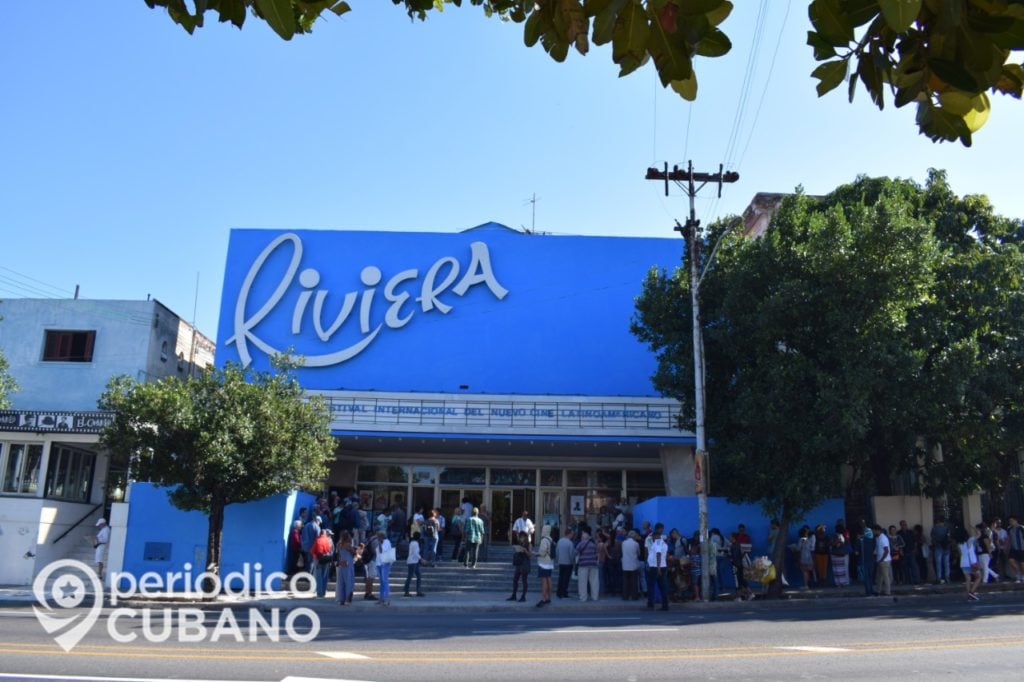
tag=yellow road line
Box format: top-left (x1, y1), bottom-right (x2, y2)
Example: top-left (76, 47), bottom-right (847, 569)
top-left (0, 637), bottom-right (1019, 663)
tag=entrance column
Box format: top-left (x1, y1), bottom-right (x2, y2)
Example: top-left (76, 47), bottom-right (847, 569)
top-left (660, 446), bottom-right (697, 497)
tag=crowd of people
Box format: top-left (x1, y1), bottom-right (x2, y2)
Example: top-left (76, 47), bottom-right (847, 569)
top-left (283, 491), bottom-right (1024, 606)
top-left (788, 515), bottom-right (1024, 600)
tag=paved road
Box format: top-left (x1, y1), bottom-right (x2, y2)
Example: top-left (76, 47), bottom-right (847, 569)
top-left (0, 592), bottom-right (1022, 681)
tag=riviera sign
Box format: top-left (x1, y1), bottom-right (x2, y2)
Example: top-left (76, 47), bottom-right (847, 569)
top-left (225, 232), bottom-right (508, 368)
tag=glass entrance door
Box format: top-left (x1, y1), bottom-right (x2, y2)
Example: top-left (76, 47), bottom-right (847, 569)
top-left (490, 489), bottom-right (512, 543)
top-left (491, 489), bottom-right (537, 543)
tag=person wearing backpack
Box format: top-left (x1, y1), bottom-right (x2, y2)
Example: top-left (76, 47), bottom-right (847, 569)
top-left (536, 525), bottom-right (555, 607)
top-left (300, 515), bottom-right (322, 574)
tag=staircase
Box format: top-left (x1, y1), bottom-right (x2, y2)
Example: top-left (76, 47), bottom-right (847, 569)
top-left (391, 542), bottom-right (518, 593)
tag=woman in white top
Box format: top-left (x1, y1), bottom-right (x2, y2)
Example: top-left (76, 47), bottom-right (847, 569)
top-left (374, 530), bottom-right (395, 606)
top-left (959, 527), bottom-right (981, 601)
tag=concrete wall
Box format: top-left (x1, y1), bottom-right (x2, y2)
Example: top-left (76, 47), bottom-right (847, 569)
top-left (0, 497), bottom-right (104, 585)
top-left (119, 483), bottom-right (316, 591)
top-left (871, 495), bottom-right (934, 531)
top-left (0, 298), bottom-right (214, 411)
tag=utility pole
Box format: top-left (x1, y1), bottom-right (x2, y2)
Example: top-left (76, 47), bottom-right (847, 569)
top-left (645, 161), bottom-right (738, 602)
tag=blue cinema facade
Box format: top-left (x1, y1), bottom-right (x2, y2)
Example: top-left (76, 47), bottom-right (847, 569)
top-left (121, 222), bottom-right (712, 585)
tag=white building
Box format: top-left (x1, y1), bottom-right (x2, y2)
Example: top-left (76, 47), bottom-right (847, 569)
top-left (0, 298), bottom-right (213, 585)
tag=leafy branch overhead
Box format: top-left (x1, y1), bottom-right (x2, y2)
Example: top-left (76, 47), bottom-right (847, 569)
top-left (145, 1), bottom-right (1021, 146)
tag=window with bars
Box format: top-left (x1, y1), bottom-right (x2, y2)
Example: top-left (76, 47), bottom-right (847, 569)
top-left (42, 330), bottom-right (96, 362)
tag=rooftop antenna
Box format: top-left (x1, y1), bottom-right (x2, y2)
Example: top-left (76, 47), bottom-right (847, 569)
top-left (521, 193), bottom-right (540, 233)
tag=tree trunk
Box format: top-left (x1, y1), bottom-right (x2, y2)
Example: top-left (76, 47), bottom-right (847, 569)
top-left (204, 491), bottom-right (225, 596)
top-left (765, 515), bottom-right (790, 599)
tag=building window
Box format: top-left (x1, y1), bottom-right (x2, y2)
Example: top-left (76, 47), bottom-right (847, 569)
top-left (44, 445), bottom-right (95, 502)
top-left (43, 330), bottom-right (96, 362)
top-left (0, 443), bottom-right (43, 494)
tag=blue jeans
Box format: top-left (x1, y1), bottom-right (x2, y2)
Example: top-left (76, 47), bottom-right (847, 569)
top-left (646, 567), bottom-right (669, 608)
top-left (379, 562), bottom-right (392, 601)
top-left (404, 562), bottom-right (422, 594)
top-left (314, 561), bottom-right (331, 597)
top-left (933, 546), bottom-right (950, 582)
top-left (424, 535), bottom-right (438, 562)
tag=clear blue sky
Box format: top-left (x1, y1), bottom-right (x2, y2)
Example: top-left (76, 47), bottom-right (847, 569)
top-left (1, 2), bottom-right (1021, 339)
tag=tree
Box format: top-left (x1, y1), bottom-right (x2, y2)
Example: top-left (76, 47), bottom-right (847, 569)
top-left (142, 0), bottom-right (1023, 145)
top-left (98, 359), bottom-right (336, 587)
top-left (631, 174), bottom-right (987, 597)
top-left (0, 309), bottom-right (18, 409)
top-left (907, 171), bottom-right (1024, 510)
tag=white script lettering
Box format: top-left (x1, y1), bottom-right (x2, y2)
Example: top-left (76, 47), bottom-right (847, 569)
top-left (226, 233), bottom-right (509, 367)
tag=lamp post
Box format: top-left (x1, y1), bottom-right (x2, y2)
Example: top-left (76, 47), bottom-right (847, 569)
top-left (645, 161), bottom-right (738, 602)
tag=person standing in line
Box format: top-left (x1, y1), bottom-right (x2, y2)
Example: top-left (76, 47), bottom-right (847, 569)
top-left (620, 530), bottom-right (640, 600)
top-left (512, 509), bottom-right (536, 545)
top-left (435, 507), bottom-right (446, 561)
top-left (422, 510), bottom-right (440, 566)
top-left (555, 529), bottom-right (577, 599)
top-left (830, 533), bottom-right (850, 587)
top-left (991, 518), bottom-right (1008, 578)
top-left (1007, 516), bottom-right (1024, 582)
top-left (361, 531), bottom-right (378, 601)
top-left (335, 531), bottom-right (359, 605)
top-left (536, 525), bottom-right (555, 607)
top-left (450, 507), bottom-right (465, 562)
top-left (301, 515), bottom-right (322, 574)
top-left (403, 531), bottom-right (426, 597)
top-left (508, 531), bottom-right (531, 602)
top-left (286, 520), bottom-right (303, 577)
top-left (974, 524), bottom-right (997, 584)
top-left (463, 507), bottom-right (485, 569)
top-left (311, 528), bottom-right (335, 599)
top-left (375, 529), bottom-right (396, 606)
top-left (94, 518), bottom-right (111, 581)
top-left (729, 531), bottom-right (753, 602)
top-left (859, 523), bottom-right (876, 596)
top-left (796, 527), bottom-right (815, 590)
top-left (873, 524), bottom-right (892, 596)
top-left (576, 530), bottom-right (600, 602)
top-left (897, 520), bottom-right (919, 584)
top-left (646, 526), bottom-right (670, 611)
top-left (931, 516), bottom-right (952, 584)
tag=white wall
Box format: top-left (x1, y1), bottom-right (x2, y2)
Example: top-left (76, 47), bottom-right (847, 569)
top-left (0, 497), bottom-right (44, 585)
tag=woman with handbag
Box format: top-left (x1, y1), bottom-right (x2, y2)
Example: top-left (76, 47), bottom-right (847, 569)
top-left (508, 531), bottom-right (531, 602)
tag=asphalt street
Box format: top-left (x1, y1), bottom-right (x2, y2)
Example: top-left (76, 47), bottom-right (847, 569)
top-left (0, 591), bottom-right (1022, 681)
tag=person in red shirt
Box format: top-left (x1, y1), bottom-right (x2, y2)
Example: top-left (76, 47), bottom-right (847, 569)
top-left (311, 528), bottom-right (335, 598)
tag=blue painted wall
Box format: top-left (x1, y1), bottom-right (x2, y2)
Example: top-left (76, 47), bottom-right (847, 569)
top-left (215, 224), bottom-right (682, 397)
top-left (632, 496), bottom-right (846, 587)
top-left (119, 483), bottom-right (316, 590)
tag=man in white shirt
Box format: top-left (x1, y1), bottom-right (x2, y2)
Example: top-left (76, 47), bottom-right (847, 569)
top-left (512, 510), bottom-right (535, 545)
top-left (873, 523), bottom-right (892, 596)
top-left (646, 524), bottom-right (670, 611)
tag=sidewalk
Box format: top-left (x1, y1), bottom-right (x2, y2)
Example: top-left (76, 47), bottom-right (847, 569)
top-left (4, 579), bottom-right (1022, 612)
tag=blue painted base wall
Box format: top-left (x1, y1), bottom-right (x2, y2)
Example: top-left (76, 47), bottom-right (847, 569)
top-left (119, 483), bottom-right (316, 591)
top-left (632, 496), bottom-right (846, 588)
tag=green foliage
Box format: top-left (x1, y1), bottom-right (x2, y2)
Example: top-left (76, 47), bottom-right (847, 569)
top-left (632, 173), bottom-right (1024, 526)
top-left (806, 0), bottom-right (1023, 146)
top-left (98, 358), bottom-right (335, 573)
top-left (141, 0), bottom-right (1020, 144)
